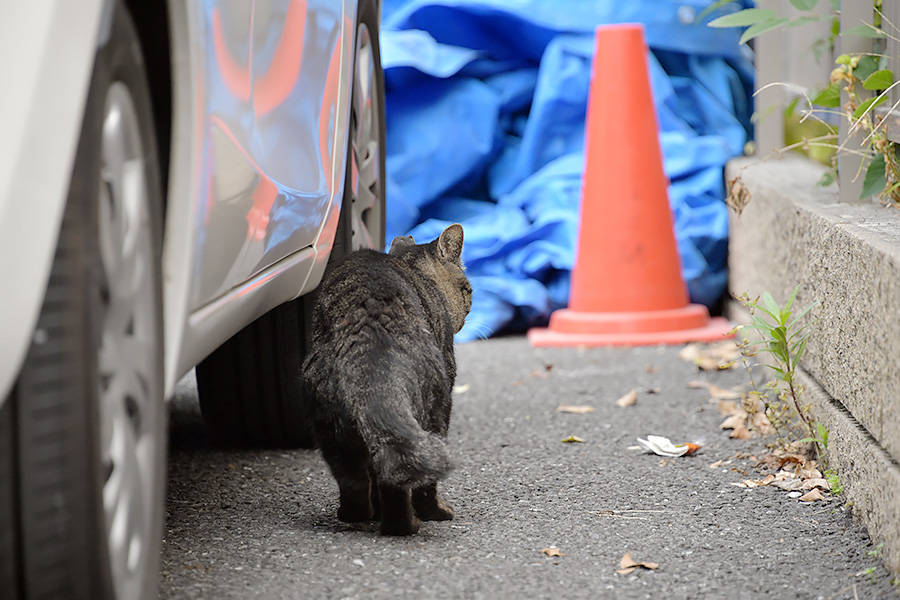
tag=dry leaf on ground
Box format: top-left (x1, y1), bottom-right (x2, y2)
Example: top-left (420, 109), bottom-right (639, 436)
top-left (731, 464), bottom-right (832, 501)
top-left (771, 450), bottom-right (811, 467)
top-left (799, 461), bottom-right (822, 480)
top-left (798, 489), bottom-right (825, 502)
top-left (561, 435), bottom-right (585, 443)
top-left (750, 412), bottom-right (775, 435)
top-left (801, 478), bottom-right (831, 491)
top-left (720, 412), bottom-right (748, 430)
top-left (556, 404), bottom-right (595, 414)
top-left (541, 547), bottom-right (565, 557)
top-left (529, 363), bottom-right (554, 378)
top-left (687, 380), bottom-right (743, 400)
top-left (708, 459), bottom-right (732, 469)
top-left (678, 341), bottom-right (741, 371)
top-left (770, 471), bottom-right (805, 491)
top-left (616, 389), bottom-right (638, 408)
top-left (729, 425), bottom-right (752, 439)
top-left (616, 552), bottom-right (659, 575)
top-left (717, 400), bottom-right (741, 416)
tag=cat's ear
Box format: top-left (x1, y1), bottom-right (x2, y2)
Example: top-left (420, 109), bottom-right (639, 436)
top-left (389, 235), bottom-right (415, 254)
top-left (437, 224), bottom-right (464, 262)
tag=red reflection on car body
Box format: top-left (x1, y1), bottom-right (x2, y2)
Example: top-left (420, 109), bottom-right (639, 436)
top-left (212, 0), bottom-right (307, 116)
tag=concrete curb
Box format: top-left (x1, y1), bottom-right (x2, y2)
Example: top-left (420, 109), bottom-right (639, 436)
top-left (728, 302), bottom-right (900, 574)
top-left (726, 154), bottom-right (900, 575)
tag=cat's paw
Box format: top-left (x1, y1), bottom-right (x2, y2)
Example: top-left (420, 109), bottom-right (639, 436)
top-left (412, 496), bottom-right (454, 521)
top-left (337, 502), bottom-right (374, 523)
top-left (380, 515), bottom-right (421, 536)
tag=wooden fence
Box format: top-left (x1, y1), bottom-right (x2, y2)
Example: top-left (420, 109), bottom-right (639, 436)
top-left (753, 0), bottom-right (899, 203)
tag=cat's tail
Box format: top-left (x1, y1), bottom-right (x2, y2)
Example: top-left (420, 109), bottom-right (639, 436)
top-left (361, 409), bottom-right (454, 489)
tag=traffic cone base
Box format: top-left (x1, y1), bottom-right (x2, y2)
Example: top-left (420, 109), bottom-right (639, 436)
top-left (528, 312), bottom-right (733, 347)
top-left (548, 304), bottom-right (710, 335)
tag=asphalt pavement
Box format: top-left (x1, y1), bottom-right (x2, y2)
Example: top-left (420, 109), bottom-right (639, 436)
top-left (160, 336), bottom-right (897, 599)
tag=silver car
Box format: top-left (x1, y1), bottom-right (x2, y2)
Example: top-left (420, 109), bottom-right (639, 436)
top-left (0, 0), bottom-right (385, 598)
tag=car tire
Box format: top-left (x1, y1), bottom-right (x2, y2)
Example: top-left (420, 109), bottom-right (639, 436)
top-left (0, 2), bottom-right (167, 600)
top-left (332, 0), bottom-right (387, 256)
top-left (195, 0), bottom-right (386, 449)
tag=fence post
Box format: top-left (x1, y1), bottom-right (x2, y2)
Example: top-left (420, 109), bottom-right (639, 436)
top-left (883, 2), bottom-right (900, 144)
top-left (838, 0), bottom-right (873, 203)
top-left (753, 0), bottom-right (786, 155)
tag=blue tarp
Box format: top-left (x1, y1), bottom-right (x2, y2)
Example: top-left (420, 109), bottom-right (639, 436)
top-left (380, 0), bottom-right (753, 342)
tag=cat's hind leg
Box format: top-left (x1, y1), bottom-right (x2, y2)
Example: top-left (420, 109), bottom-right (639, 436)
top-left (412, 482), bottom-right (454, 521)
top-left (319, 439), bottom-right (374, 522)
top-left (378, 484), bottom-right (420, 536)
top-left (336, 472), bottom-right (374, 523)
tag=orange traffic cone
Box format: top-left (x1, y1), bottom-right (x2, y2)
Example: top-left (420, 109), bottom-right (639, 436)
top-left (528, 24), bottom-right (733, 347)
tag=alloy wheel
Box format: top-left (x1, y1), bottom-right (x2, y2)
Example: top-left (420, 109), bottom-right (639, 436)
top-left (97, 81), bottom-right (163, 600)
top-left (348, 23), bottom-right (384, 251)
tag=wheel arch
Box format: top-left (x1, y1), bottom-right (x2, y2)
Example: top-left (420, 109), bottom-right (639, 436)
top-left (0, 0), bottom-right (108, 403)
top-left (123, 0), bottom-right (173, 210)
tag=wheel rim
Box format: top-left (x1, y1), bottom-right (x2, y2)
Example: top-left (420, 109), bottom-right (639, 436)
top-left (97, 81), bottom-right (162, 600)
top-left (349, 23), bottom-right (384, 251)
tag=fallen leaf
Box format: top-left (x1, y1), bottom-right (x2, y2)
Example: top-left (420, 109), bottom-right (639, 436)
top-left (720, 413), bottom-right (748, 430)
top-left (726, 175), bottom-right (751, 215)
top-left (751, 412), bottom-right (775, 435)
top-left (645, 365), bottom-right (657, 373)
top-left (556, 404), bottom-right (595, 415)
top-left (647, 386), bottom-right (662, 395)
top-left (771, 477), bottom-right (805, 492)
top-left (616, 389), bottom-right (638, 408)
top-left (801, 478), bottom-right (831, 491)
top-left (687, 380), bottom-right (743, 400)
top-left (541, 547), bottom-right (565, 557)
top-left (452, 383), bottom-right (470, 395)
top-left (678, 342), bottom-right (741, 371)
top-left (740, 474), bottom-right (776, 488)
top-left (708, 459), bottom-right (732, 469)
top-left (717, 400), bottom-right (741, 416)
top-left (799, 461), bottom-right (822, 480)
top-left (798, 489), bottom-right (825, 502)
top-left (529, 363), bottom-right (554, 378)
top-left (729, 425), bottom-right (752, 439)
top-left (616, 552), bottom-right (659, 575)
top-left (772, 451), bottom-right (809, 467)
top-left (561, 435), bottom-right (585, 443)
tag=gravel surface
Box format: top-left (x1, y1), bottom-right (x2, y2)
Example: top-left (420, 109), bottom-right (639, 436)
top-left (160, 337), bottom-right (897, 599)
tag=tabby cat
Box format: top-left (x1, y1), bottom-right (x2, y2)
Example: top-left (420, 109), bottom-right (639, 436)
top-left (302, 224), bottom-right (472, 535)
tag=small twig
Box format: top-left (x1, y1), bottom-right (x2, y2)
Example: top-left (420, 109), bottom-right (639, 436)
top-left (872, 9), bottom-right (900, 44)
top-left (859, 91), bottom-right (900, 147)
top-left (596, 512), bottom-right (648, 520)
